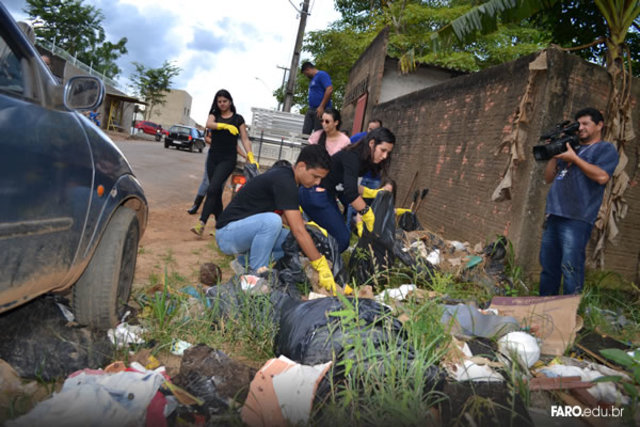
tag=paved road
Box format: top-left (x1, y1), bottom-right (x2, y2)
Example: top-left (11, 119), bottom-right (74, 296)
top-left (113, 136), bottom-right (207, 209)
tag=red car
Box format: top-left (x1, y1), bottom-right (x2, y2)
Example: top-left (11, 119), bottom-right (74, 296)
top-left (134, 120), bottom-right (162, 136)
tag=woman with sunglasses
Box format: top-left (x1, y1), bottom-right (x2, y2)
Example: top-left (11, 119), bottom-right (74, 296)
top-left (299, 127), bottom-right (396, 252)
top-left (308, 108), bottom-right (350, 155)
top-left (191, 89), bottom-right (258, 236)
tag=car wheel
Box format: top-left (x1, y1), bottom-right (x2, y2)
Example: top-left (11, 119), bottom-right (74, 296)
top-left (199, 147), bottom-right (203, 153)
top-left (189, 144), bottom-right (194, 153)
top-left (73, 207), bottom-right (139, 329)
top-left (164, 141), bottom-right (169, 148)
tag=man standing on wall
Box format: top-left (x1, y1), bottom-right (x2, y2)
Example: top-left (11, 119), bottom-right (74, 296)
top-left (539, 107), bottom-right (619, 296)
top-left (301, 62), bottom-right (333, 135)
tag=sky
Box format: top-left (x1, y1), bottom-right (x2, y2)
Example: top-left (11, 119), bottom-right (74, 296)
top-left (5, 0), bottom-right (341, 125)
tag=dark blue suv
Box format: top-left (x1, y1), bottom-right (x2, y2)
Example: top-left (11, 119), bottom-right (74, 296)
top-left (0, 4), bottom-right (148, 329)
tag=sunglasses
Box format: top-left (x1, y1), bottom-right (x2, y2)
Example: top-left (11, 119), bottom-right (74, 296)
top-left (322, 119), bottom-right (332, 124)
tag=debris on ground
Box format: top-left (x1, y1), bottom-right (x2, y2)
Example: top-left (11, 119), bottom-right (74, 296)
top-left (0, 296), bottom-right (112, 381)
top-left (241, 355), bottom-right (332, 426)
top-left (2, 191), bottom-right (637, 425)
top-left (173, 344), bottom-right (256, 419)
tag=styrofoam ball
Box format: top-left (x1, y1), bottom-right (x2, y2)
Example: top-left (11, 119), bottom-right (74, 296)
top-left (498, 331), bottom-right (540, 368)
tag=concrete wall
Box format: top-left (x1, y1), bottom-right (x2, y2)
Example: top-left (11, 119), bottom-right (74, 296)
top-left (379, 58), bottom-right (461, 104)
top-left (148, 89), bottom-right (195, 128)
top-left (371, 48), bottom-right (639, 282)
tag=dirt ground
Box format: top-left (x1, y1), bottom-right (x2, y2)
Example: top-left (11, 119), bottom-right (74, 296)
top-left (133, 193), bottom-right (235, 288)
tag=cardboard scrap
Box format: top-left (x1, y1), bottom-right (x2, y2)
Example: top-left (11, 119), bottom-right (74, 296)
top-left (528, 376), bottom-right (593, 391)
top-left (489, 295), bottom-right (582, 355)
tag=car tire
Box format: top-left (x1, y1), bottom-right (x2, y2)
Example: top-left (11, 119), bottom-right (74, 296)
top-left (73, 207), bottom-right (139, 329)
top-left (189, 144), bottom-right (193, 153)
top-left (164, 141), bottom-right (169, 148)
top-left (199, 147), bottom-right (203, 153)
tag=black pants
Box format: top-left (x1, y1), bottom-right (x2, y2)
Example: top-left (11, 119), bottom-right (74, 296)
top-left (200, 155), bottom-right (236, 224)
top-left (302, 108), bottom-right (322, 135)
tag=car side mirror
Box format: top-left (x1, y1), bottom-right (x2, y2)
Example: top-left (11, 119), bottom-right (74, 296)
top-left (63, 76), bottom-right (104, 110)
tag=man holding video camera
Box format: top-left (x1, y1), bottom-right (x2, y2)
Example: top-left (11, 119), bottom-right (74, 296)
top-left (539, 107), bottom-right (619, 296)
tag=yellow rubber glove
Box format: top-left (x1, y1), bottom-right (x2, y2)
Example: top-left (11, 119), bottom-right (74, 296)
top-left (362, 207), bottom-right (375, 233)
top-left (362, 187), bottom-right (382, 199)
top-left (344, 284), bottom-right (354, 295)
top-left (310, 255), bottom-right (337, 295)
top-left (356, 220), bottom-right (364, 238)
top-left (395, 208), bottom-right (412, 216)
top-left (306, 221), bottom-right (328, 237)
top-left (246, 151), bottom-right (259, 168)
top-left (217, 123), bottom-right (239, 135)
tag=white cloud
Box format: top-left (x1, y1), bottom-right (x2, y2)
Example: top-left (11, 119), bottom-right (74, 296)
top-left (6, 0), bottom-right (341, 125)
top-left (112, 0), bottom-right (341, 125)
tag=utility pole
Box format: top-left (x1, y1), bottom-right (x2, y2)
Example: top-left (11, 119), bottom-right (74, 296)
top-left (277, 65), bottom-right (289, 111)
top-left (283, 0), bottom-right (310, 112)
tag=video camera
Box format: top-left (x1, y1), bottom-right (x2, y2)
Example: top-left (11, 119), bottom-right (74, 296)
top-left (532, 121), bottom-right (580, 161)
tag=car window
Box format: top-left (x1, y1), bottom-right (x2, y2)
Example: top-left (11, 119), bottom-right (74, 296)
top-left (170, 126), bottom-right (190, 134)
top-left (0, 33), bottom-right (24, 95)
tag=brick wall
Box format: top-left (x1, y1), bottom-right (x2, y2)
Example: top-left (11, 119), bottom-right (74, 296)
top-left (341, 28), bottom-right (389, 134)
top-left (368, 48), bottom-right (639, 282)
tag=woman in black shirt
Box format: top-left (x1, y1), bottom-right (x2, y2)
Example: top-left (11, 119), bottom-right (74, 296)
top-left (191, 89), bottom-right (257, 236)
top-left (300, 127), bottom-right (396, 252)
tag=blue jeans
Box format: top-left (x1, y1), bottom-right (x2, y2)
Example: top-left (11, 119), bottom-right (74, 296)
top-left (539, 215), bottom-right (593, 296)
top-left (215, 213), bottom-right (290, 270)
top-left (299, 186), bottom-right (350, 252)
top-left (346, 174), bottom-right (381, 227)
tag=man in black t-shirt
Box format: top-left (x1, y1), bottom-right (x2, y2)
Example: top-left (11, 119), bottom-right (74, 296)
top-left (215, 145), bottom-right (341, 293)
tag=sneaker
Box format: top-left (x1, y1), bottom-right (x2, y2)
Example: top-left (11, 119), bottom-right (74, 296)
top-left (190, 221), bottom-right (205, 237)
top-left (230, 259), bottom-right (246, 275)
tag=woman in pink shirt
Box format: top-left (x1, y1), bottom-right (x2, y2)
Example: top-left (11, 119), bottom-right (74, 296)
top-left (308, 108), bottom-right (350, 156)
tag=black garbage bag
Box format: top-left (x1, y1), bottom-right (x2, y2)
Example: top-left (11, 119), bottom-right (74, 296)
top-left (398, 211), bottom-right (422, 232)
top-left (349, 191), bottom-right (436, 285)
top-left (459, 235), bottom-right (514, 295)
top-left (440, 382), bottom-right (532, 427)
top-left (276, 224), bottom-right (348, 287)
top-left (275, 296), bottom-right (412, 367)
top-left (243, 162), bottom-right (259, 182)
top-left (205, 273), bottom-right (303, 329)
top-left (0, 296), bottom-right (112, 380)
top-left (173, 344), bottom-right (257, 418)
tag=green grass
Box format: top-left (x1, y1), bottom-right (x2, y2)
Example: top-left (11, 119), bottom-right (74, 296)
top-left (129, 253), bottom-right (639, 424)
top-left (133, 268), bottom-right (276, 364)
top-left (310, 293), bottom-right (448, 424)
top-left (579, 271), bottom-right (640, 344)
top-left (161, 249), bottom-right (176, 265)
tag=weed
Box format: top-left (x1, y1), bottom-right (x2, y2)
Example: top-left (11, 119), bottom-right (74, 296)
top-left (311, 293), bottom-right (447, 424)
top-left (598, 348), bottom-right (640, 421)
top-left (161, 249), bottom-right (176, 265)
top-left (580, 271), bottom-right (640, 343)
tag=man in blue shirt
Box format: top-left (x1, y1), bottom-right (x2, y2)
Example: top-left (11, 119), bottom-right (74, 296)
top-left (301, 62), bottom-right (333, 135)
top-left (350, 118), bottom-right (382, 144)
top-left (539, 107), bottom-right (619, 296)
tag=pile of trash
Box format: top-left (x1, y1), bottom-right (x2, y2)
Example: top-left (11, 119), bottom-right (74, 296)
top-left (1, 191), bottom-right (638, 425)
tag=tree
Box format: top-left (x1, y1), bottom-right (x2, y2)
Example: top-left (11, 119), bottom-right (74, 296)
top-left (24, 0), bottom-right (128, 78)
top-left (130, 61), bottom-right (181, 120)
top-left (275, 23), bottom-right (377, 111)
top-left (288, 1), bottom-right (551, 110)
